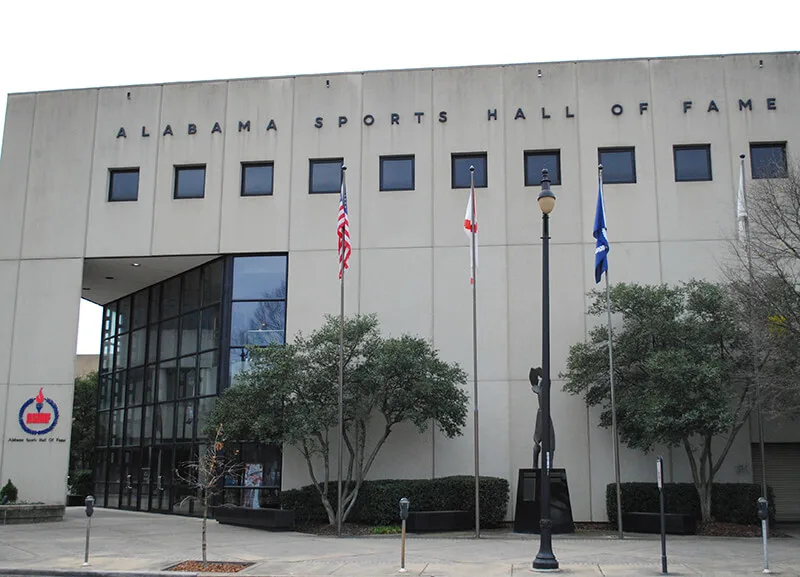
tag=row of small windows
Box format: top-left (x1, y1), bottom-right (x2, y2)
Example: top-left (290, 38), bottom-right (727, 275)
top-left (108, 142), bottom-right (789, 202)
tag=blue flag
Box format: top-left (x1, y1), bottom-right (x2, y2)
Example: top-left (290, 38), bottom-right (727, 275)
top-left (593, 175), bottom-right (609, 284)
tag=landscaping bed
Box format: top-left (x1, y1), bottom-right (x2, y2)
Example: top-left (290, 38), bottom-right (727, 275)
top-left (166, 561), bottom-right (252, 573)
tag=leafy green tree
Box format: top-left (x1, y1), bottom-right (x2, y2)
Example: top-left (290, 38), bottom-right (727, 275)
top-left (562, 281), bottom-right (754, 523)
top-left (69, 372), bottom-right (97, 495)
top-left (209, 314), bottom-right (469, 526)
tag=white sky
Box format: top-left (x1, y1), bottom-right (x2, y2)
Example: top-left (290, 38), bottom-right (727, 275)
top-left (1, 0), bottom-right (797, 354)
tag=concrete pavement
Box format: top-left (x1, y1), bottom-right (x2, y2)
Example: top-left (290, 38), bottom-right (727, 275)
top-left (0, 507), bottom-right (798, 576)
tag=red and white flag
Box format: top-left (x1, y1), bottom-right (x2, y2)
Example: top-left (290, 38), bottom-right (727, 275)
top-left (338, 170), bottom-right (351, 279)
top-left (463, 183), bottom-right (478, 284)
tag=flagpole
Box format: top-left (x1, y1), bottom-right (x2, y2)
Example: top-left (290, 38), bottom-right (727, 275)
top-left (598, 165), bottom-right (623, 540)
top-left (469, 165), bottom-right (481, 539)
top-left (740, 154), bottom-right (768, 533)
top-left (337, 165), bottom-right (347, 537)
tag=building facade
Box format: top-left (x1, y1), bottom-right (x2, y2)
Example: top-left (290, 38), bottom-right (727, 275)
top-left (1, 52), bottom-right (799, 522)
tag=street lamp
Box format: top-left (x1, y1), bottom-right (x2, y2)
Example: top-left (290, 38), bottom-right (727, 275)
top-left (533, 168), bottom-right (559, 571)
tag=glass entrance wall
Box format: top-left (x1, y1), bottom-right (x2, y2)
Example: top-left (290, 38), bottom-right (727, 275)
top-left (94, 254), bottom-right (288, 515)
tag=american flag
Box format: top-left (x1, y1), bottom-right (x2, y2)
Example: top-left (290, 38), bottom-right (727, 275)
top-left (338, 168), bottom-right (351, 279)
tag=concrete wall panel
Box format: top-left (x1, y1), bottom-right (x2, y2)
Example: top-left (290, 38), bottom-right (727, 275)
top-left (360, 70), bottom-right (434, 249)
top-left (504, 63), bottom-right (582, 246)
top-left (0, 261), bottom-right (20, 385)
top-left (289, 74), bottom-right (363, 252)
top-left (0, 94), bottom-right (35, 260)
top-left (359, 247), bottom-right (433, 339)
top-left (432, 246), bottom-right (508, 381)
top-left (151, 82), bottom-right (227, 255)
top-left (220, 78), bottom-right (295, 254)
top-left (650, 58), bottom-right (734, 242)
top-left (285, 249), bottom-right (360, 338)
top-left (576, 59), bottom-right (659, 244)
top-left (85, 85), bottom-right (162, 257)
top-left (0, 383), bottom-right (73, 504)
top-left (9, 259), bottom-right (83, 385)
top-left (432, 67), bottom-right (507, 248)
top-left (22, 90), bottom-right (97, 259)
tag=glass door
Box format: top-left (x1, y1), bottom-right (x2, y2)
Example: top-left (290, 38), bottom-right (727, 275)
top-left (147, 446), bottom-right (173, 512)
top-left (121, 449), bottom-right (141, 509)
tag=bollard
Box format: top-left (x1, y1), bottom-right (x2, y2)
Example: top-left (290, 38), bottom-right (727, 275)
top-left (83, 495), bottom-right (95, 567)
top-left (757, 497), bottom-right (770, 574)
top-left (399, 497), bottom-right (410, 573)
top-left (656, 457), bottom-right (667, 575)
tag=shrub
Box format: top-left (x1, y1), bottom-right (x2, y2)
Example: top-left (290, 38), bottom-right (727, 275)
top-left (0, 480), bottom-right (18, 504)
top-left (69, 470), bottom-right (94, 498)
top-left (606, 482), bottom-right (776, 525)
top-left (282, 475), bottom-right (509, 526)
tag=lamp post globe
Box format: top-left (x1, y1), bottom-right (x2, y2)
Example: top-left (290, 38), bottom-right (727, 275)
top-left (533, 168), bottom-right (559, 571)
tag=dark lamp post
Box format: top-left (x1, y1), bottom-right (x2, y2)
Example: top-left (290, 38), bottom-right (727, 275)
top-left (533, 168), bottom-right (559, 571)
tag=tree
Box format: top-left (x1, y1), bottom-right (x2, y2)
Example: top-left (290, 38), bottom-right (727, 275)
top-left (562, 281), bottom-right (754, 523)
top-left (69, 371), bottom-right (97, 496)
top-left (209, 314), bottom-right (469, 526)
top-left (174, 424), bottom-right (241, 563)
top-left (727, 160), bottom-right (800, 417)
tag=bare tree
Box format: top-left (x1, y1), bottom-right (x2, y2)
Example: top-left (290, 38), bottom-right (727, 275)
top-left (726, 159), bottom-right (800, 418)
top-left (175, 424), bottom-right (241, 563)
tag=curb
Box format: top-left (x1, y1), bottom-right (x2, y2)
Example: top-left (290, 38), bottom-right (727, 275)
top-left (0, 570), bottom-right (197, 577)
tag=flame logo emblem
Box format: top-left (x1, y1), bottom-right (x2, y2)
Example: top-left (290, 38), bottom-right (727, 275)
top-left (18, 387), bottom-right (59, 435)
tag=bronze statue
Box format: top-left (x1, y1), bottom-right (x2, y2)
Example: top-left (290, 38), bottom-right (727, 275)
top-left (530, 367), bottom-right (555, 469)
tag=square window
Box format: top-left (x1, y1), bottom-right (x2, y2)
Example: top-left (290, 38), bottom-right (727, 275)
top-left (674, 145), bottom-right (712, 182)
top-left (109, 169), bottom-right (140, 202)
top-left (174, 166), bottom-right (206, 199)
top-left (452, 153), bottom-right (487, 188)
top-left (524, 151), bottom-right (561, 186)
top-left (598, 147), bottom-right (636, 184)
top-left (750, 143), bottom-right (788, 179)
top-left (241, 162), bottom-right (274, 196)
top-left (380, 155), bottom-right (415, 191)
top-left (309, 158), bottom-right (343, 194)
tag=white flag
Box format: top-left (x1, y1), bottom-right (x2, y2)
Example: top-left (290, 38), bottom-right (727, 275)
top-left (463, 186), bottom-right (478, 284)
top-left (737, 158), bottom-right (747, 242)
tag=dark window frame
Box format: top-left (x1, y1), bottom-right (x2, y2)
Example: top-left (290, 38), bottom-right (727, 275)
top-left (673, 144), bottom-right (712, 182)
top-left (524, 150), bottom-right (562, 186)
top-left (750, 142), bottom-right (788, 179)
top-left (598, 147), bottom-right (637, 184)
top-left (309, 158), bottom-right (344, 194)
top-left (108, 168), bottom-right (140, 202)
top-left (240, 162), bottom-right (275, 196)
top-left (173, 165), bottom-right (207, 199)
top-left (379, 155), bottom-right (416, 191)
top-left (451, 152), bottom-right (488, 189)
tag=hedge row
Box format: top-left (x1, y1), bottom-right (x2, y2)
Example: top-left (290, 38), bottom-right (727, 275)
top-left (282, 475), bottom-right (509, 526)
top-left (606, 482), bottom-right (776, 525)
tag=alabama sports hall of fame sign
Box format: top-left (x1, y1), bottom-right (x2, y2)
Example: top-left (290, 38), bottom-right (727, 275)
top-left (7, 387), bottom-right (68, 445)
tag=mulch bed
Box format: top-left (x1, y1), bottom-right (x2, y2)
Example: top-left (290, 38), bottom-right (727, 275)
top-left (166, 561), bottom-right (253, 573)
top-left (296, 522), bottom-right (376, 536)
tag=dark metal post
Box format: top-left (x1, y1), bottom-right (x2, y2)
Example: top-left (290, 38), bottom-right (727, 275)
top-left (658, 456), bottom-right (667, 574)
top-left (533, 170), bottom-right (558, 571)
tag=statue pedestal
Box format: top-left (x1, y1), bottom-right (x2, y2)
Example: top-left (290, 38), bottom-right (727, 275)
top-left (513, 468), bottom-right (575, 534)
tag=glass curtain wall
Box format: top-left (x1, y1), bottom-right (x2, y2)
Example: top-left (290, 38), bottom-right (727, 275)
top-left (94, 255), bottom-right (288, 515)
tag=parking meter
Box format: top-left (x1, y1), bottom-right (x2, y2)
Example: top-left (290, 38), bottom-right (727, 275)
top-left (399, 498), bottom-right (410, 572)
top-left (83, 495), bottom-right (95, 566)
top-left (757, 497), bottom-right (769, 521)
top-left (399, 497), bottom-right (410, 520)
top-left (84, 495), bottom-right (95, 517)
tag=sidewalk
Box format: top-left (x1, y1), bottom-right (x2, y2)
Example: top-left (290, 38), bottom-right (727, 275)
top-left (0, 507), bottom-right (797, 576)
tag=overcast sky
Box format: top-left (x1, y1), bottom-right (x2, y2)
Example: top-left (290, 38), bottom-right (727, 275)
top-left (1, 0), bottom-right (796, 354)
